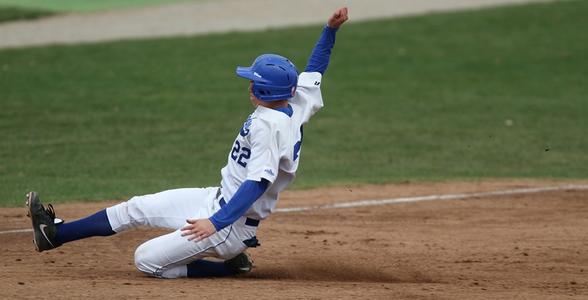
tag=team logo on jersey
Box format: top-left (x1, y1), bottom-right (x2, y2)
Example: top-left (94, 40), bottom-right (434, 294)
top-left (240, 115), bottom-right (255, 137)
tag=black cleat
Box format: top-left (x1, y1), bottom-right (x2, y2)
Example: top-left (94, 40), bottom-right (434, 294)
top-left (225, 252), bottom-right (254, 275)
top-left (25, 192), bottom-right (61, 252)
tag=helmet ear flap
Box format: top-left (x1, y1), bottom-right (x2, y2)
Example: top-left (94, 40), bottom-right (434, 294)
top-left (251, 82), bottom-right (271, 99)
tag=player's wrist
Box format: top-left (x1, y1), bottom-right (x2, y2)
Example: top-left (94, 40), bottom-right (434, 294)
top-left (325, 24), bottom-right (340, 31)
top-left (208, 217), bottom-right (223, 232)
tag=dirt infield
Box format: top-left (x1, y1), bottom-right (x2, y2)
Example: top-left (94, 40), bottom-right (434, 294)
top-left (1, 179), bottom-right (587, 299)
top-left (0, 0), bottom-right (552, 49)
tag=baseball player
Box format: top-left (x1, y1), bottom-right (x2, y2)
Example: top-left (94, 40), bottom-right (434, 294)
top-left (25, 7), bottom-right (349, 278)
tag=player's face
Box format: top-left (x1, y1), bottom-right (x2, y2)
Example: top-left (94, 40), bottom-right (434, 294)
top-left (249, 81), bottom-right (261, 107)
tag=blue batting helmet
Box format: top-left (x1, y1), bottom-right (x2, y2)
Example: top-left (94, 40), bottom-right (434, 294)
top-left (236, 54), bottom-right (299, 101)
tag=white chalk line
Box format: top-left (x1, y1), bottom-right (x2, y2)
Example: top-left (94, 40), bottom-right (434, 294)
top-left (1, 184), bottom-right (587, 235)
top-left (0, 228), bottom-right (33, 234)
top-left (275, 184), bottom-right (588, 212)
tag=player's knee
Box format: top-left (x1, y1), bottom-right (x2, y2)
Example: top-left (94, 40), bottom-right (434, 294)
top-left (134, 243), bottom-right (158, 277)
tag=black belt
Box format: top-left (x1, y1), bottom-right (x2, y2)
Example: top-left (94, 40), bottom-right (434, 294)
top-left (219, 197), bottom-right (260, 227)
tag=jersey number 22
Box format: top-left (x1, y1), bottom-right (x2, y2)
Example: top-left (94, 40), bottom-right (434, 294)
top-left (231, 140), bottom-right (251, 167)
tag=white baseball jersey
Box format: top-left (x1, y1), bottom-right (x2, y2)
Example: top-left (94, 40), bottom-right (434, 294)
top-left (219, 71), bottom-right (324, 220)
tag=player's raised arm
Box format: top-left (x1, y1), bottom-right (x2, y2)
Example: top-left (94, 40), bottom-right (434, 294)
top-left (304, 7), bottom-right (349, 75)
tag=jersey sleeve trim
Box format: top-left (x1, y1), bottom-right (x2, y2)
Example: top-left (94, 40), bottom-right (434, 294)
top-left (297, 72), bottom-right (323, 88)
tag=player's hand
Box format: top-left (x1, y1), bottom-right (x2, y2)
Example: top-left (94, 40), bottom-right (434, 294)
top-left (181, 218), bottom-right (217, 241)
top-left (327, 7), bottom-right (349, 29)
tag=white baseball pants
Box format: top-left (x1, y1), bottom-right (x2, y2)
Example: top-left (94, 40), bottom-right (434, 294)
top-left (105, 187), bottom-right (257, 278)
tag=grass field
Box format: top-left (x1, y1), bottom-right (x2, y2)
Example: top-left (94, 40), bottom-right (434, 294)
top-left (1, 0), bottom-right (587, 206)
top-left (0, 6), bottom-right (53, 23)
top-left (0, 0), bottom-right (193, 12)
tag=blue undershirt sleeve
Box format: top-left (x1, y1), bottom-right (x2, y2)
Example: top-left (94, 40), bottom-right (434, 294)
top-left (209, 179), bottom-right (269, 231)
top-left (304, 25), bottom-right (339, 75)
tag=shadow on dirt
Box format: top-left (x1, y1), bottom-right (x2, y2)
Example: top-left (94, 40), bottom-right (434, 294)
top-left (247, 259), bottom-right (439, 283)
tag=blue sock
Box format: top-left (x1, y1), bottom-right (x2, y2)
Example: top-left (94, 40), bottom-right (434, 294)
top-left (55, 209), bottom-right (116, 245)
top-left (186, 260), bottom-right (236, 278)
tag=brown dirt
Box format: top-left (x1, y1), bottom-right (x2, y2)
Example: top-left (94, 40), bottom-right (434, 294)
top-left (1, 179), bottom-right (587, 299)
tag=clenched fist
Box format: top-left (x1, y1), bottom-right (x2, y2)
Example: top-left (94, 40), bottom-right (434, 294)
top-left (328, 7), bottom-right (349, 29)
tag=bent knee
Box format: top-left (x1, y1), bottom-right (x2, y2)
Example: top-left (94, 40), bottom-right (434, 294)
top-left (134, 242), bottom-right (159, 276)
top-left (134, 243), bottom-right (184, 279)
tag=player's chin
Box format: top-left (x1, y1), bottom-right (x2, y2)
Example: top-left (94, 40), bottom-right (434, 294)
top-left (249, 96), bottom-right (258, 107)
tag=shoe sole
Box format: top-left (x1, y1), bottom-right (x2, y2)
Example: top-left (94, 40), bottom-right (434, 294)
top-left (25, 192), bottom-right (41, 252)
top-left (227, 252), bottom-right (253, 274)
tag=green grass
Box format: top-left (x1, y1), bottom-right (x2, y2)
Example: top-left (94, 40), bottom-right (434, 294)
top-left (1, 0), bottom-right (587, 206)
top-left (0, 6), bottom-right (53, 22)
top-left (0, 0), bottom-right (195, 12)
